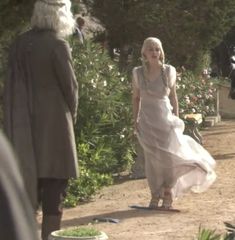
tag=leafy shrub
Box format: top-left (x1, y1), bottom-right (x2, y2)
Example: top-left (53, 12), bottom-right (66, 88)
top-left (64, 39), bottom-right (134, 207)
top-left (64, 167), bottom-right (113, 207)
top-left (57, 226), bottom-right (101, 237)
top-left (177, 70), bottom-right (218, 118)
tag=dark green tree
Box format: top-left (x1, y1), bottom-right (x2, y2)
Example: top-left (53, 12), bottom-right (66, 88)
top-left (84, 0), bottom-right (235, 71)
top-left (0, 0), bottom-right (36, 123)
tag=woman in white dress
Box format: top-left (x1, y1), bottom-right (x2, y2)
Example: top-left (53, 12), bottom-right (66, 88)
top-left (132, 37), bottom-right (216, 210)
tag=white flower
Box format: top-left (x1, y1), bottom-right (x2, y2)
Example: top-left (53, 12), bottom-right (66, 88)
top-left (108, 65), bottom-right (113, 70)
top-left (103, 80), bottom-right (107, 87)
top-left (208, 89), bottom-right (213, 94)
top-left (186, 99), bottom-right (190, 104)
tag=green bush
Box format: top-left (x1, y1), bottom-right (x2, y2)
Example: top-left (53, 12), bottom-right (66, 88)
top-left (57, 227), bottom-right (101, 237)
top-left (177, 70), bottom-right (218, 118)
top-left (64, 39), bottom-right (134, 207)
top-left (64, 167), bottom-right (113, 207)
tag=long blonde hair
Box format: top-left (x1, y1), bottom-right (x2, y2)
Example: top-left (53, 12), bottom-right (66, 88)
top-left (141, 37), bottom-right (165, 68)
top-left (141, 37), bottom-right (168, 87)
top-left (31, 0), bottom-right (75, 37)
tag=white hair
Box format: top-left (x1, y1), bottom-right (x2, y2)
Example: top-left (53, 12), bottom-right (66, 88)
top-left (31, 0), bottom-right (75, 37)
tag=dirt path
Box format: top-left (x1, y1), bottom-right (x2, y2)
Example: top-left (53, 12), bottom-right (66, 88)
top-left (41, 120), bottom-right (235, 240)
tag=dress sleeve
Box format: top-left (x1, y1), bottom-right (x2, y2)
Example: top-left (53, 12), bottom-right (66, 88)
top-left (132, 67), bottom-right (139, 89)
top-left (53, 39), bottom-right (79, 124)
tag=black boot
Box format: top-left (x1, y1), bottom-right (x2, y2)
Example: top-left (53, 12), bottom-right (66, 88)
top-left (41, 214), bottom-right (62, 240)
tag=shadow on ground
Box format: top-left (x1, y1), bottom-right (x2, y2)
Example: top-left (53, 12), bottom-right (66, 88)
top-left (213, 152), bottom-right (235, 160)
top-left (62, 208), bottom-right (182, 228)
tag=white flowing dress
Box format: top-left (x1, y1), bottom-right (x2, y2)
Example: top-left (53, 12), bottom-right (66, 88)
top-left (133, 65), bottom-right (216, 199)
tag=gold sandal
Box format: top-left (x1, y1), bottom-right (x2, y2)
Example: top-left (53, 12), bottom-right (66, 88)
top-left (149, 197), bottom-right (160, 209)
top-left (162, 189), bottom-right (173, 209)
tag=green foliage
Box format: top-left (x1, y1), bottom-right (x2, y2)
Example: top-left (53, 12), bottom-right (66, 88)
top-left (71, 0), bottom-right (83, 14)
top-left (194, 223), bottom-right (235, 240)
top-left (57, 226), bottom-right (101, 237)
top-left (84, 0), bottom-right (235, 71)
top-left (0, 0), bottom-right (34, 125)
top-left (64, 39), bottom-right (134, 207)
top-left (196, 226), bottom-right (222, 240)
top-left (64, 167), bottom-right (113, 207)
top-left (72, 39), bottom-right (134, 172)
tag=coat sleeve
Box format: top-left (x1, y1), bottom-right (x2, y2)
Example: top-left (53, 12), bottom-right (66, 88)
top-left (53, 39), bottom-right (79, 124)
top-left (3, 41), bottom-right (16, 139)
top-left (0, 131), bottom-right (39, 240)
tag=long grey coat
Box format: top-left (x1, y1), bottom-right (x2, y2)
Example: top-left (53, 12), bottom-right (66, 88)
top-left (3, 29), bottom-right (79, 208)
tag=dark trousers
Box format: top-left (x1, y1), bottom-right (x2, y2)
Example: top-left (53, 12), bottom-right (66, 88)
top-left (37, 178), bottom-right (68, 215)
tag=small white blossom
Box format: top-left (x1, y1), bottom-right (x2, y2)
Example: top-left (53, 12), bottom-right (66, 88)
top-left (186, 99), bottom-right (190, 104)
top-left (108, 65), bottom-right (113, 70)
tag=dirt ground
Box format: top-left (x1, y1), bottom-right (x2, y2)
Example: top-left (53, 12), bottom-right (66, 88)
top-left (38, 120), bottom-right (235, 240)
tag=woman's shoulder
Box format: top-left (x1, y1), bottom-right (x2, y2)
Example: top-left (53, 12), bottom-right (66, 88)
top-left (132, 66), bottom-right (144, 79)
top-left (164, 64), bottom-right (176, 73)
top-left (164, 64), bottom-right (177, 87)
top-left (132, 66), bottom-right (143, 73)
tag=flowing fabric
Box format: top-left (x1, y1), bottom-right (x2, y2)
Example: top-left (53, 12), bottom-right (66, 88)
top-left (133, 65), bottom-right (216, 199)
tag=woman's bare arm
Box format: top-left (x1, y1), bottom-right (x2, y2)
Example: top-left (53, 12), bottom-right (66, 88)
top-left (169, 83), bottom-right (179, 116)
top-left (132, 70), bottom-right (140, 131)
top-left (168, 66), bottom-right (179, 116)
